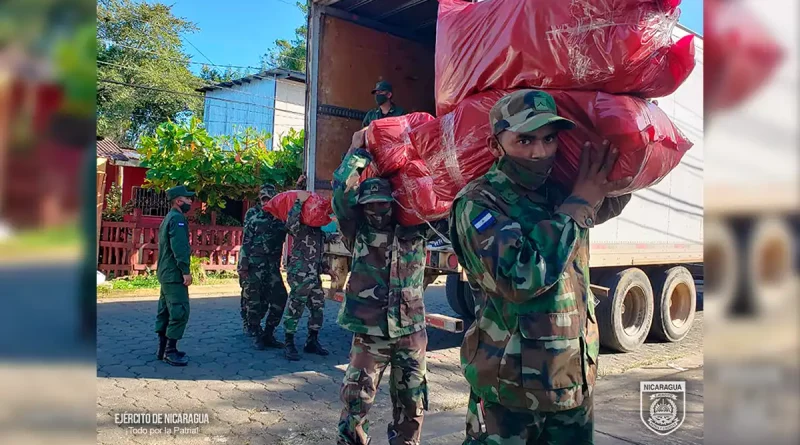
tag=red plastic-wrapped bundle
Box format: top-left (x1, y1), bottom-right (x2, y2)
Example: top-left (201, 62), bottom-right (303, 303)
top-left (548, 90), bottom-right (693, 195)
top-left (389, 160), bottom-right (452, 227)
top-left (409, 91), bottom-right (506, 201)
top-left (263, 191), bottom-right (333, 227)
top-left (434, 0), bottom-right (695, 115)
top-left (704, 0), bottom-right (784, 113)
top-left (365, 112), bottom-right (435, 175)
top-left (410, 89), bottom-right (693, 199)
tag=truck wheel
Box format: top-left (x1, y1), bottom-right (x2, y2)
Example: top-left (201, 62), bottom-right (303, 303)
top-left (703, 219), bottom-right (738, 322)
top-left (446, 274), bottom-right (475, 319)
top-left (650, 266), bottom-right (697, 342)
top-left (596, 268), bottom-right (654, 353)
top-left (747, 217), bottom-right (796, 315)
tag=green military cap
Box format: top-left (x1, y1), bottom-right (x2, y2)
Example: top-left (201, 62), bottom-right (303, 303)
top-left (259, 184), bottom-right (277, 199)
top-left (371, 80), bottom-right (393, 94)
top-left (490, 90), bottom-right (576, 136)
top-left (358, 178), bottom-right (394, 204)
top-left (166, 185), bottom-right (195, 201)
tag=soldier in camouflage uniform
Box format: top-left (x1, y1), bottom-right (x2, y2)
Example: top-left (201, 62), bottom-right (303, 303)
top-left (240, 204), bottom-right (260, 333)
top-left (281, 191), bottom-right (336, 361)
top-left (450, 90), bottom-right (632, 444)
top-left (332, 148), bottom-right (434, 445)
top-left (237, 184), bottom-right (289, 350)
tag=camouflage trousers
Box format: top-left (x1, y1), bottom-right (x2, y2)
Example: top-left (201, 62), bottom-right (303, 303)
top-left (241, 263), bottom-right (288, 330)
top-left (283, 274), bottom-right (325, 335)
top-left (338, 329), bottom-right (429, 445)
top-left (463, 390), bottom-right (594, 445)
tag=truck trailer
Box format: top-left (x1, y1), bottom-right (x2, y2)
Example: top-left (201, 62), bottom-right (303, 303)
top-left (303, 0), bottom-right (704, 352)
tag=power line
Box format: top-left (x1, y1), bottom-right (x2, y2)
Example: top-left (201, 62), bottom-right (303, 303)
top-left (185, 38), bottom-right (216, 65)
top-left (99, 39), bottom-right (266, 72)
top-left (98, 78), bottom-right (307, 117)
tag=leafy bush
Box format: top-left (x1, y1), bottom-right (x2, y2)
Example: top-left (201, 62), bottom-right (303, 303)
top-left (102, 183), bottom-right (134, 222)
top-left (190, 255), bottom-right (207, 284)
top-left (138, 118), bottom-right (305, 209)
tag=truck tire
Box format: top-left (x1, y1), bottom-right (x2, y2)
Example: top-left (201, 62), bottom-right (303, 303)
top-left (649, 266), bottom-right (697, 342)
top-left (703, 219), bottom-right (739, 322)
top-left (596, 268), bottom-right (654, 353)
top-left (747, 217), bottom-right (796, 315)
top-left (446, 274), bottom-right (475, 319)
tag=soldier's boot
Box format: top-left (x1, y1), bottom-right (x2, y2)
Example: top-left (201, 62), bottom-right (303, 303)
top-left (157, 333), bottom-right (186, 360)
top-left (284, 334), bottom-right (301, 361)
top-left (156, 333), bottom-right (168, 361)
top-left (303, 330), bottom-right (329, 356)
top-left (254, 326), bottom-right (284, 350)
top-left (163, 339), bottom-right (189, 367)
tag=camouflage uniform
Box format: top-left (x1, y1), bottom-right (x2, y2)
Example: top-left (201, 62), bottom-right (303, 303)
top-left (450, 90), bottom-right (631, 444)
top-left (282, 199), bottom-right (331, 335)
top-left (332, 151), bottom-right (433, 445)
top-left (239, 186), bottom-right (289, 340)
top-left (240, 206), bottom-right (259, 327)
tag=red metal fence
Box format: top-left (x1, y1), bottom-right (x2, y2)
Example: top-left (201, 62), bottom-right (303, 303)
top-left (98, 215), bottom-right (244, 277)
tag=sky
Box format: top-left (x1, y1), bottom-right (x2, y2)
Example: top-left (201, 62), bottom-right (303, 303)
top-left (174, 0), bottom-right (703, 77)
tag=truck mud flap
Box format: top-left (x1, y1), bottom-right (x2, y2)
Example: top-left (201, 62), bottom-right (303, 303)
top-left (327, 290), bottom-right (464, 333)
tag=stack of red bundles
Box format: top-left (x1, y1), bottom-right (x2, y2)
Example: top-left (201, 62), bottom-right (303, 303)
top-left (264, 191), bottom-right (333, 227)
top-left (363, 112), bottom-right (451, 226)
top-left (434, 0), bottom-right (695, 115)
top-left (704, 0), bottom-right (784, 113)
top-left (410, 89), bottom-right (693, 199)
top-left (410, 0), bottom-right (697, 201)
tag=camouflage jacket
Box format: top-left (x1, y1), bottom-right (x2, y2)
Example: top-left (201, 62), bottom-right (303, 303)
top-left (450, 163), bottom-right (630, 412)
top-left (286, 199), bottom-right (331, 281)
top-left (239, 207), bottom-right (287, 269)
top-left (332, 150), bottom-right (433, 338)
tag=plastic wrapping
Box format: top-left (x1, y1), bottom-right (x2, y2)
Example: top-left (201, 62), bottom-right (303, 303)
top-left (389, 160), bottom-right (452, 227)
top-left (409, 91), bottom-right (506, 201)
top-left (411, 89), bottom-right (693, 199)
top-left (434, 0), bottom-right (695, 115)
top-left (704, 0), bottom-right (784, 113)
top-left (263, 191), bottom-right (333, 227)
top-left (548, 90), bottom-right (693, 195)
top-left (365, 112), bottom-right (435, 175)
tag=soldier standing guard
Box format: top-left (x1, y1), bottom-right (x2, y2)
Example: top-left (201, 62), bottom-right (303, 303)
top-left (281, 191), bottom-right (336, 361)
top-left (332, 143), bottom-right (435, 445)
top-left (237, 184), bottom-right (289, 350)
top-left (449, 90), bottom-right (632, 444)
top-left (155, 185), bottom-right (195, 367)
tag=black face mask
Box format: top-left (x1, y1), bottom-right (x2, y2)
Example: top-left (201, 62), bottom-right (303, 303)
top-left (495, 138), bottom-right (555, 192)
top-left (375, 94), bottom-right (389, 106)
top-left (179, 202), bottom-right (192, 213)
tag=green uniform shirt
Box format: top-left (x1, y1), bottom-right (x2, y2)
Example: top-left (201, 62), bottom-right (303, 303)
top-left (362, 103), bottom-right (406, 128)
top-left (450, 163), bottom-right (630, 412)
top-left (332, 150), bottom-right (433, 338)
top-left (157, 208), bottom-right (192, 284)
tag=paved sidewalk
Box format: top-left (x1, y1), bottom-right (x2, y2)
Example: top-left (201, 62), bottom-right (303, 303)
top-left (97, 284), bottom-right (703, 445)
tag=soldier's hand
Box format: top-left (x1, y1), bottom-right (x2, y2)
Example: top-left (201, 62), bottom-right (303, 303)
top-left (351, 128), bottom-right (367, 148)
top-left (183, 274), bottom-right (193, 287)
top-left (238, 267), bottom-right (249, 280)
top-left (296, 174), bottom-right (307, 189)
top-left (571, 140), bottom-right (632, 208)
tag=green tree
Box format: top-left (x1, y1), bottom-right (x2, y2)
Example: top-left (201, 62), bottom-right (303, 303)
top-left (138, 118), bottom-right (304, 210)
top-left (97, 0), bottom-right (204, 146)
top-left (261, 1), bottom-right (307, 72)
top-left (199, 64), bottom-right (245, 83)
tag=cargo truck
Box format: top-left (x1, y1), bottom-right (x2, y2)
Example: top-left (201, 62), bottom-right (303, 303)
top-left (303, 0), bottom-right (704, 352)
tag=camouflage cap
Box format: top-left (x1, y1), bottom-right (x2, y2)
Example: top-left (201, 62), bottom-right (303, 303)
top-left (371, 80), bottom-right (393, 94)
top-left (490, 90), bottom-right (576, 136)
top-left (358, 178), bottom-right (394, 204)
top-left (259, 184), bottom-right (277, 199)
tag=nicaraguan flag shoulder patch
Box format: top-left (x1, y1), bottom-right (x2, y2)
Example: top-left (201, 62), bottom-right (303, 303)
top-left (178, 222), bottom-right (185, 226)
top-left (471, 209), bottom-right (496, 234)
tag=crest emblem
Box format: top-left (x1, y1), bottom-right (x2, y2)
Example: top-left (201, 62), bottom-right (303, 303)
top-left (640, 381), bottom-right (685, 436)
